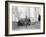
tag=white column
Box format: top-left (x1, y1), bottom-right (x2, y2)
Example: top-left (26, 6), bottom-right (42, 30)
top-left (30, 8), bottom-right (36, 22)
top-left (12, 6), bottom-right (16, 22)
top-left (26, 7), bottom-right (30, 18)
top-left (35, 8), bottom-right (39, 22)
top-left (19, 7), bottom-right (26, 19)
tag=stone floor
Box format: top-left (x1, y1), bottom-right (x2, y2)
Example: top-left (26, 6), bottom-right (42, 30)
top-left (12, 21), bottom-right (40, 30)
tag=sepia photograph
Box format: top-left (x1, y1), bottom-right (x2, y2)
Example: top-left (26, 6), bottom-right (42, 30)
top-left (5, 1), bottom-right (45, 36)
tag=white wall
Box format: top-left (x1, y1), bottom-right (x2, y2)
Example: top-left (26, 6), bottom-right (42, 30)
top-left (0, 0), bottom-right (46, 37)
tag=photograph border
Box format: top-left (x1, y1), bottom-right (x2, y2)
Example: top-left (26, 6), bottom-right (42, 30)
top-left (5, 1), bottom-right (45, 36)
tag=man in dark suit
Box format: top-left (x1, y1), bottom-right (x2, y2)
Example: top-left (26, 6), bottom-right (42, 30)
top-left (38, 14), bottom-right (41, 22)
